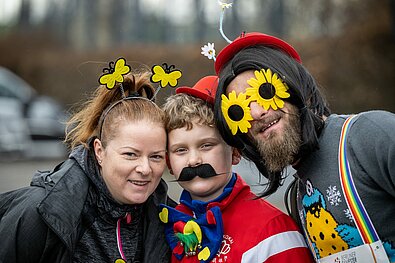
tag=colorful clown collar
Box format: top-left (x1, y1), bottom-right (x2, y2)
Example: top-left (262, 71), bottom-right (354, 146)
top-left (159, 174), bottom-right (237, 262)
top-left (221, 68), bottom-right (290, 135)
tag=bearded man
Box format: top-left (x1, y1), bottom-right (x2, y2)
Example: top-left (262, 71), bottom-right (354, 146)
top-left (213, 32), bottom-right (395, 262)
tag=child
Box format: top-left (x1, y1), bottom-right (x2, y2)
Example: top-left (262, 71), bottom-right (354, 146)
top-left (159, 76), bottom-right (313, 262)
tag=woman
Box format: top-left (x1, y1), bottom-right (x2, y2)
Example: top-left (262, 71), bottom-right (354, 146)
top-left (0, 66), bottom-right (175, 262)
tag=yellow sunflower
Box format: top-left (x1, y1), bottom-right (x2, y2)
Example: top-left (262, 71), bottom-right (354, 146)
top-left (246, 68), bottom-right (290, 110)
top-left (221, 91), bottom-right (253, 135)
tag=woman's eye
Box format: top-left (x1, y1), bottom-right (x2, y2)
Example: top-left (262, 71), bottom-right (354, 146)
top-left (124, 152), bottom-right (137, 158)
top-left (151, 155), bottom-right (165, 162)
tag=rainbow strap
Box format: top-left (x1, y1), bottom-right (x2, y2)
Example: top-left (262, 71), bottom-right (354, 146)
top-left (338, 115), bottom-right (379, 244)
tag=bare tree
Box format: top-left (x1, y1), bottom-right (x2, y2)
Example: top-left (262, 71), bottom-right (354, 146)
top-left (267, 0), bottom-right (285, 36)
top-left (389, 0), bottom-right (395, 39)
top-left (194, 0), bottom-right (206, 40)
top-left (130, 0), bottom-right (144, 42)
top-left (17, 0), bottom-right (31, 30)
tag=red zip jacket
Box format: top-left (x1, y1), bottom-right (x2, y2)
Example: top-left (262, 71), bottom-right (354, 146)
top-left (173, 175), bottom-right (314, 263)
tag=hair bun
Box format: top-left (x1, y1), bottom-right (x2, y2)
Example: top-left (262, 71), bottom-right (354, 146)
top-left (123, 73), bottom-right (155, 100)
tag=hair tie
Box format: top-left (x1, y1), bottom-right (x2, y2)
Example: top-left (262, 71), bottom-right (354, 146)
top-left (128, 91), bottom-right (140, 98)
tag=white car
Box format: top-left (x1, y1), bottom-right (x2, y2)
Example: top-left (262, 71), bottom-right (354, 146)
top-left (0, 67), bottom-right (68, 158)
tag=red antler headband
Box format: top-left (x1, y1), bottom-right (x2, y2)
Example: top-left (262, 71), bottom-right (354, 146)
top-left (214, 32), bottom-right (302, 75)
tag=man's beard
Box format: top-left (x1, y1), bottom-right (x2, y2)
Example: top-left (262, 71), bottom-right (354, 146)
top-left (253, 105), bottom-right (301, 172)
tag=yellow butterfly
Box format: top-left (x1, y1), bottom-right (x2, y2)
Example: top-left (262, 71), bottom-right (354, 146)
top-left (99, 58), bottom-right (131, 89)
top-left (150, 63), bottom-right (182, 88)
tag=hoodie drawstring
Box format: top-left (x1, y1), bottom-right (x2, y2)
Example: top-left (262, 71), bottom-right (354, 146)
top-left (116, 212), bottom-right (132, 262)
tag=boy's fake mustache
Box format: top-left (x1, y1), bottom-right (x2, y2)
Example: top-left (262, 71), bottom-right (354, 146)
top-left (175, 163), bottom-right (229, 182)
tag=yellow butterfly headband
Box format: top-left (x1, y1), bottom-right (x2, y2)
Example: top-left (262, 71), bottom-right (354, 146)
top-left (221, 68), bottom-right (290, 135)
top-left (99, 57), bottom-right (131, 94)
top-left (97, 57), bottom-right (165, 139)
top-left (150, 62), bottom-right (182, 98)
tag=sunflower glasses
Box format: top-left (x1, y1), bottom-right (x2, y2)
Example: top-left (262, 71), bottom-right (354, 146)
top-left (221, 68), bottom-right (290, 135)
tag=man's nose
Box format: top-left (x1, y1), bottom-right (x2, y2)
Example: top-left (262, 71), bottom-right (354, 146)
top-left (249, 101), bottom-right (268, 120)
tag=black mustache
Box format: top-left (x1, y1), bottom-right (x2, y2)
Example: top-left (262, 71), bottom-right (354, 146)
top-left (174, 163), bottom-right (229, 182)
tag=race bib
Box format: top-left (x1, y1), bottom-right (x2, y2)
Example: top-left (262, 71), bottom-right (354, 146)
top-left (319, 241), bottom-right (389, 263)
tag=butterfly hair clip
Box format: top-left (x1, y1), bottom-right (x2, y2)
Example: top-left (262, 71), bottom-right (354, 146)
top-left (150, 63), bottom-right (182, 97)
top-left (99, 57), bottom-right (131, 97)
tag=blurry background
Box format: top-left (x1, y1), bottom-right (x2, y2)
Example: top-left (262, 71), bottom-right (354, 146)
top-left (0, 0), bottom-right (394, 210)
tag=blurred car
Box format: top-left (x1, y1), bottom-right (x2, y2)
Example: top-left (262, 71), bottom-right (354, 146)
top-left (0, 96), bottom-right (31, 155)
top-left (0, 66), bottom-right (68, 158)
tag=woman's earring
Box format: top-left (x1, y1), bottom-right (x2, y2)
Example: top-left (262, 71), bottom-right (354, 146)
top-left (98, 160), bottom-right (102, 164)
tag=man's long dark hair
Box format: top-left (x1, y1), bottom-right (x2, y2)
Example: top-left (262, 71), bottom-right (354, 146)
top-left (214, 45), bottom-right (331, 197)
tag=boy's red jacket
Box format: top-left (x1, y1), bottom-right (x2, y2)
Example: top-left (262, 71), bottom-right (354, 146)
top-left (171, 174), bottom-right (314, 262)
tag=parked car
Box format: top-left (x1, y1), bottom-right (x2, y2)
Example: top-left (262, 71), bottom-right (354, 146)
top-left (0, 66), bottom-right (68, 159)
top-left (0, 96), bottom-right (31, 155)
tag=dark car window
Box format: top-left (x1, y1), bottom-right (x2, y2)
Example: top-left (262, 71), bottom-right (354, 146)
top-left (0, 83), bottom-right (20, 99)
top-left (0, 68), bottom-right (35, 103)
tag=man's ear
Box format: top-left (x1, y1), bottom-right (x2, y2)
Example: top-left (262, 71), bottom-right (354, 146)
top-left (93, 138), bottom-right (104, 165)
top-left (232, 148), bottom-right (241, 165)
top-left (166, 153), bottom-right (173, 174)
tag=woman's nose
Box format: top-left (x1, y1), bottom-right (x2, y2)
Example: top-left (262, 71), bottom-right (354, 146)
top-left (136, 158), bottom-right (152, 175)
top-left (249, 101), bottom-right (268, 120)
